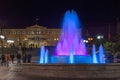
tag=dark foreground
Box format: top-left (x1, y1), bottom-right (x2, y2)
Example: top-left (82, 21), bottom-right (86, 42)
top-left (0, 63), bottom-right (120, 80)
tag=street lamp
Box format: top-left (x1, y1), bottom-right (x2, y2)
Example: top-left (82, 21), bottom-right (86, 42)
top-left (96, 34), bottom-right (104, 45)
top-left (83, 40), bottom-right (88, 43)
top-left (0, 35), bottom-right (5, 39)
top-left (97, 35), bottom-right (104, 40)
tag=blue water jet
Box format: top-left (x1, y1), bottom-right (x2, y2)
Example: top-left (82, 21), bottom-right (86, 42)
top-left (45, 49), bottom-right (48, 64)
top-left (39, 46), bottom-right (49, 64)
top-left (98, 44), bottom-right (105, 63)
top-left (91, 44), bottom-right (98, 63)
top-left (39, 46), bottom-right (45, 64)
top-left (69, 46), bottom-right (74, 64)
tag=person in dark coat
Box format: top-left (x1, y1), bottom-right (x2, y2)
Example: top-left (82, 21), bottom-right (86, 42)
top-left (10, 54), bottom-right (15, 63)
top-left (16, 53), bottom-right (21, 65)
top-left (22, 54), bottom-right (27, 63)
top-left (27, 53), bottom-right (32, 63)
top-left (1, 54), bottom-right (5, 65)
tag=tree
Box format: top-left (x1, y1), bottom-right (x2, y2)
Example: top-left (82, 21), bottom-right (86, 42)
top-left (103, 41), bottom-right (114, 53)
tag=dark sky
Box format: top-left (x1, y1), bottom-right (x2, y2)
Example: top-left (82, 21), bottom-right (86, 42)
top-left (0, 0), bottom-right (119, 31)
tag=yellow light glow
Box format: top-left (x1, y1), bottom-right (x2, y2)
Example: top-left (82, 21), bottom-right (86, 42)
top-left (54, 38), bottom-right (56, 40)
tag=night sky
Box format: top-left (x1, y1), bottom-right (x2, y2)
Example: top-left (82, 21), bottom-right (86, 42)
top-left (0, 0), bottom-right (119, 35)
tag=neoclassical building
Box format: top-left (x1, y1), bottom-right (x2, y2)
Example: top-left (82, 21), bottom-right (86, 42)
top-left (1, 24), bottom-right (61, 48)
top-left (1, 24), bottom-right (82, 48)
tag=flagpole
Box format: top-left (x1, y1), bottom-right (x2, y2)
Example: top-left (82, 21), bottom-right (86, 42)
top-left (35, 18), bottom-right (39, 25)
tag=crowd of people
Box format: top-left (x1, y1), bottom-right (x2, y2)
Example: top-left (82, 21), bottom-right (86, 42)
top-left (0, 53), bottom-right (32, 66)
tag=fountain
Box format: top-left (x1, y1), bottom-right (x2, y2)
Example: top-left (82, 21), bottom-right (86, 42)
top-left (98, 44), bottom-right (105, 63)
top-left (39, 10), bottom-right (105, 64)
top-left (39, 46), bottom-right (48, 64)
top-left (91, 44), bottom-right (98, 63)
top-left (22, 10), bottom-right (120, 79)
top-left (50, 10), bottom-right (92, 64)
top-left (55, 10), bottom-right (87, 56)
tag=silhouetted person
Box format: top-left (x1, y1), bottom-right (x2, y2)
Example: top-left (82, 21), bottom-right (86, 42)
top-left (1, 54), bottom-right (5, 65)
top-left (27, 53), bottom-right (32, 63)
top-left (10, 54), bottom-right (15, 63)
top-left (22, 54), bottom-right (27, 63)
top-left (5, 53), bottom-right (11, 67)
top-left (16, 53), bottom-right (21, 65)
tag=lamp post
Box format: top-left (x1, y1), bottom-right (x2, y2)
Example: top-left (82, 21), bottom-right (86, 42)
top-left (96, 34), bottom-right (104, 46)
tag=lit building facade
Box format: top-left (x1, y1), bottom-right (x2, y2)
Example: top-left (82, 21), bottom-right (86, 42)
top-left (1, 25), bottom-right (61, 48)
top-left (1, 24), bottom-right (81, 48)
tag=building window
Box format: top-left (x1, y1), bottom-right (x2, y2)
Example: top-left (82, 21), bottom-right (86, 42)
top-left (48, 32), bottom-right (50, 34)
top-left (39, 31), bottom-right (41, 34)
top-left (31, 31), bottom-right (34, 35)
top-left (28, 32), bottom-right (30, 34)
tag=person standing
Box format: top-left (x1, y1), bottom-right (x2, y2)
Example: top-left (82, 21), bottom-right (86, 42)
top-left (5, 53), bottom-right (11, 67)
top-left (22, 54), bottom-right (27, 63)
top-left (1, 54), bottom-right (5, 65)
top-left (16, 53), bottom-right (21, 65)
top-left (10, 54), bottom-right (15, 63)
top-left (27, 53), bottom-right (32, 63)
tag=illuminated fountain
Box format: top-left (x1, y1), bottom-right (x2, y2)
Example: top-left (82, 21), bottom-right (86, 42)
top-left (55, 10), bottom-right (87, 56)
top-left (98, 44), bottom-right (105, 63)
top-left (51, 10), bottom-right (91, 64)
top-left (91, 44), bottom-right (98, 63)
top-left (39, 10), bottom-right (105, 64)
top-left (39, 46), bottom-right (48, 64)
top-left (21, 10), bottom-right (119, 79)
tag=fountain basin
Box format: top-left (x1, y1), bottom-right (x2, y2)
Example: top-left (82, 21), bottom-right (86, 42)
top-left (51, 55), bottom-right (92, 64)
top-left (21, 63), bottom-right (120, 79)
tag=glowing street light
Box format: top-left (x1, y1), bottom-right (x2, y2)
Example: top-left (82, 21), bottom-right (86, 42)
top-left (88, 37), bottom-right (93, 41)
top-left (97, 35), bottom-right (104, 40)
top-left (0, 35), bottom-right (5, 39)
top-left (83, 40), bottom-right (88, 43)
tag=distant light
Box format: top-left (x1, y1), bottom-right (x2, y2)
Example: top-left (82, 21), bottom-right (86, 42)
top-left (91, 38), bottom-right (93, 40)
top-left (24, 38), bottom-right (28, 41)
top-left (83, 40), bottom-right (86, 42)
top-left (4, 46), bottom-right (7, 48)
top-left (97, 36), bottom-right (101, 39)
top-left (85, 40), bottom-right (88, 43)
top-left (101, 35), bottom-right (104, 38)
top-left (57, 38), bottom-right (59, 40)
top-left (88, 37), bottom-right (93, 41)
top-left (7, 40), bottom-right (14, 43)
top-left (88, 38), bottom-right (91, 40)
top-left (0, 35), bottom-right (5, 39)
top-left (83, 40), bottom-right (88, 43)
top-left (97, 35), bottom-right (104, 39)
top-left (54, 38), bottom-right (56, 40)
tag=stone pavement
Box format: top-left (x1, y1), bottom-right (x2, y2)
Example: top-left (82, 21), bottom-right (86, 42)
top-left (0, 62), bottom-right (120, 80)
top-left (0, 63), bottom-right (26, 80)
